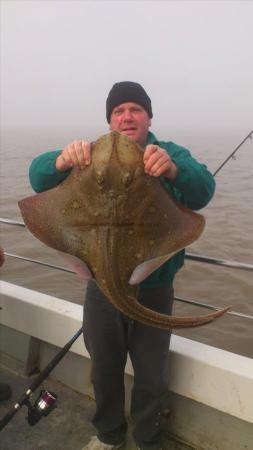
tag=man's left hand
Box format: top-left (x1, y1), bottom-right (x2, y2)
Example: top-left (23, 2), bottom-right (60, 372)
top-left (143, 145), bottom-right (178, 181)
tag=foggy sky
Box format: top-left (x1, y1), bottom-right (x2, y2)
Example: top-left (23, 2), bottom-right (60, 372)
top-left (1, 0), bottom-right (253, 137)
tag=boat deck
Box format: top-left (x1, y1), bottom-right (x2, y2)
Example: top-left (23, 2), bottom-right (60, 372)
top-left (0, 365), bottom-right (194, 450)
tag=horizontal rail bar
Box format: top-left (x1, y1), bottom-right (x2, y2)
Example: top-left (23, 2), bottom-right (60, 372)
top-left (1, 218), bottom-right (252, 272)
top-left (4, 250), bottom-right (253, 279)
top-left (4, 252), bottom-right (75, 274)
top-left (185, 253), bottom-right (253, 272)
top-left (0, 218), bottom-right (25, 227)
top-left (3, 252), bottom-right (253, 321)
top-left (175, 297), bottom-right (253, 321)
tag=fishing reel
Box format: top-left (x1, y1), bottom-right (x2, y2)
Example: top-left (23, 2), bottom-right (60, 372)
top-left (25, 390), bottom-right (57, 426)
top-left (0, 327), bottom-right (83, 432)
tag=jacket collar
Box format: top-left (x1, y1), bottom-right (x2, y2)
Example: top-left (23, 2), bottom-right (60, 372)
top-left (146, 131), bottom-right (159, 145)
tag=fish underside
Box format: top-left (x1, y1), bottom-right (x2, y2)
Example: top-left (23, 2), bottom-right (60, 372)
top-left (19, 132), bottom-right (229, 329)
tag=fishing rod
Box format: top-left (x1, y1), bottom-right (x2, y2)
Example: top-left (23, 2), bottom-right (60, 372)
top-left (213, 129), bottom-right (253, 176)
top-left (0, 327), bottom-right (83, 432)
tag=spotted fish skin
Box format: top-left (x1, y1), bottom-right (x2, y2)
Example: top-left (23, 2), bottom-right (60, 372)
top-left (19, 132), bottom-right (230, 329)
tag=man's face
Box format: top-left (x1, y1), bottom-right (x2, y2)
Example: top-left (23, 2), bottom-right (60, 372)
top-left (109, 102), bottom-right (151, 147)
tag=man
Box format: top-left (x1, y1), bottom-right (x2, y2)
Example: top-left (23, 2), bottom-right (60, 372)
top-left (29, 82), bottom-right (215, 450)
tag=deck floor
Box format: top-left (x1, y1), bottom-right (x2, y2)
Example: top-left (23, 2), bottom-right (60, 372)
top-left (0, 365), bottom-right (195, 450)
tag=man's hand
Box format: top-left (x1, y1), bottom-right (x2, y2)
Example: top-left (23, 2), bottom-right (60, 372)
top-left (56, 140), bottom-right (92, 172)
top-left (143, 145), bottom-right (178, 181)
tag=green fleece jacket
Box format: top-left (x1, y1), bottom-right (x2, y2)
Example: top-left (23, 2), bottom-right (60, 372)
top-left (29, 132), bottom-right (215, 288)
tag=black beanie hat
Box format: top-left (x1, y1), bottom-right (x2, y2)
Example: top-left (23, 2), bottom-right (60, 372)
top-left (106, 81), bottom-right (153, 123)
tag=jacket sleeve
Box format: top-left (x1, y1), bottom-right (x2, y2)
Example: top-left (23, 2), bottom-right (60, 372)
top-left (29, 150), bottom-right (71, 193)
top-left (162, 142), bottom-right (216, 210)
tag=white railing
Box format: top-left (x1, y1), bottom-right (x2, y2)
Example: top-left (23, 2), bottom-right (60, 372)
top-left (1, 280), bottom-right (253, 426)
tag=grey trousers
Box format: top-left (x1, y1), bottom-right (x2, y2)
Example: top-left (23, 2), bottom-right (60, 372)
top-left (83, 280), bottom-right (174, 448)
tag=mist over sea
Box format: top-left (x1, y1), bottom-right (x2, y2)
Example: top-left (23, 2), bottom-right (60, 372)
top-left (1, 126), bottom-right (252, 358)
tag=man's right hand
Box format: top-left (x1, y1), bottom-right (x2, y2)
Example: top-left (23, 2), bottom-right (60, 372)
top-left (56, 140), bottom-right (92, 172)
